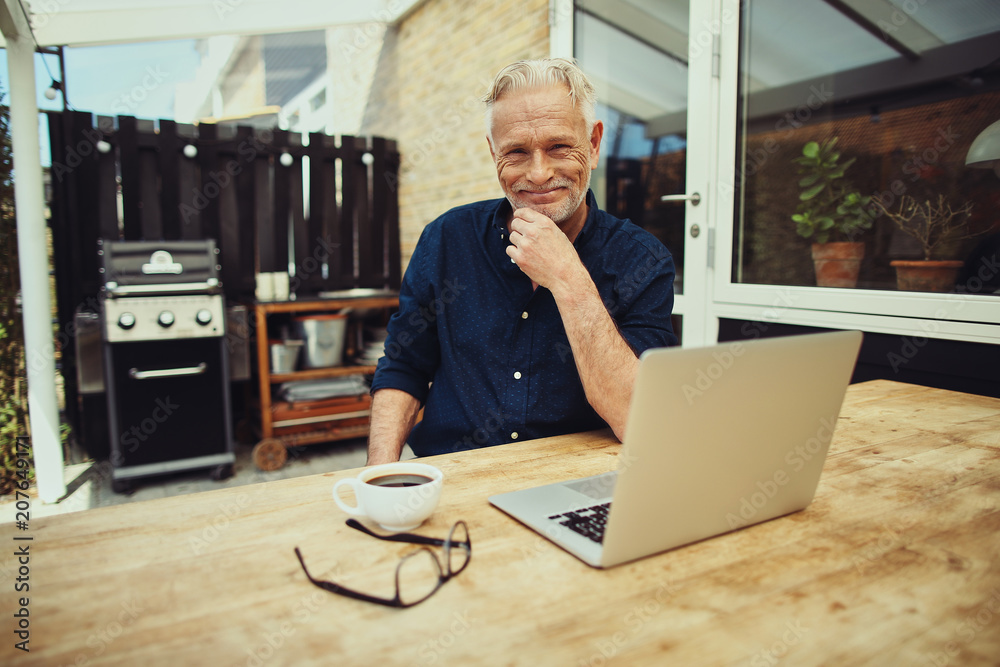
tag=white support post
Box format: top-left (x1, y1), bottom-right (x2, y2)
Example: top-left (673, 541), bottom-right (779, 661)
top-left (2, 1), bottom-right (67, 503)
top-left (549, 0), bottom-right (574, 59)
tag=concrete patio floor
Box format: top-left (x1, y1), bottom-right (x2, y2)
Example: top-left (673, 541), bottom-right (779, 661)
top-left (3, 437), bottom-right (414, 521)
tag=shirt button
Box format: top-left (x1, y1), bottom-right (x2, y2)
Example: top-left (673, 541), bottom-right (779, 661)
top-left (513, 371), bottom-right (522, 380)
top-left (521, 311), bottom-right (528, 319)
top-left (511, 432), bottom-right (519, 440)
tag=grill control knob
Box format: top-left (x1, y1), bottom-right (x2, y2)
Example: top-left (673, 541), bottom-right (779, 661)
top-left (195, 309), bottom-right (213, 326)
top-left (118, 313), bottom-right (136, 330)
top-left (157, 311), bottom-right (176, 328)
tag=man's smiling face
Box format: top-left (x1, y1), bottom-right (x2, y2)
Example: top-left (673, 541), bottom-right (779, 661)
top-left (488, 85), bottom-right (602, 233)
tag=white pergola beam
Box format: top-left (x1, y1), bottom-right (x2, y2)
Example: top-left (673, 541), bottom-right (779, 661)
top-left (1, 0), bottom-right (67, 503)
top-left (6, 0), bottom-right (422, 47)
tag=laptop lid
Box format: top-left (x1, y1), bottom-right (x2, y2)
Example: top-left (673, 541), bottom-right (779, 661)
top-left (490, 330), bottom-right (863, 568)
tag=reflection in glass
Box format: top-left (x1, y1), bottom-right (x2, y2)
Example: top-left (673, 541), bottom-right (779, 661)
top-left (734, 0), bottom-right (1000, 294)
top-left (575, 3), bottom-right (690, 294)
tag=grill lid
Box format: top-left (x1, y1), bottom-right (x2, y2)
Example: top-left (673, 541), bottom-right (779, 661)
top-left (100, 240), bottom-right (220, 295)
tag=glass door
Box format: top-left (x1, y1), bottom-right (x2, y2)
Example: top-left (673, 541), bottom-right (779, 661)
top-left (714, 0), bottom-right (1000, 343)
top-left (574, 0), bottom-right (720, 346)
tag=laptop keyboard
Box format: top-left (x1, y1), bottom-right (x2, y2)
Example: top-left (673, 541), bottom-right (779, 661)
top-left (548, 502), bottom-right (610, 544)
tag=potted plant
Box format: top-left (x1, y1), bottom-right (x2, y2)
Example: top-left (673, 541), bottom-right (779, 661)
top-left (791, 138), bottom-right (873, 288)
top-left (872, 194), bottom-right (975, 292)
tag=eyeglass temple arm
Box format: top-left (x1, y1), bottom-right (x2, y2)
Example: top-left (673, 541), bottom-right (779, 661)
top-left (293, 547), bottom-right (404, 608)
top-left (345, 518), bottom-right (448, 546)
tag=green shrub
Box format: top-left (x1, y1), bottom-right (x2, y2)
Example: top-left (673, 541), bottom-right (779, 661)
top-left (0, 87), bottom-right (31, 496)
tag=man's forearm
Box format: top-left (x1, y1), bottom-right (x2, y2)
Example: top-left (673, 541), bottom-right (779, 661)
top-left (550, 272), bottom-right (639, 441)
top-left (366, 388), bottom-right (422, 465)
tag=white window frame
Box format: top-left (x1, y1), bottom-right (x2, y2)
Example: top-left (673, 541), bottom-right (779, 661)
top-left (710, 0), bottom-right (1000, 346)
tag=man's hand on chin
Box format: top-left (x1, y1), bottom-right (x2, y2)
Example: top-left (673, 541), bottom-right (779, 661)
top-left (505, 208), bottom-right (587, 292)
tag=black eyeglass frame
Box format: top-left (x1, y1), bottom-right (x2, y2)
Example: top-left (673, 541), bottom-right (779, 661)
top-left (294, 519), bottom-right (471, 608)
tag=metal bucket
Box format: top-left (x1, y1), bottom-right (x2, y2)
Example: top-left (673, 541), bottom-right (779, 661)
top-left (269, 339), bottom-right (304, 373)
top-left (294, 314), bottom-right (348, 368)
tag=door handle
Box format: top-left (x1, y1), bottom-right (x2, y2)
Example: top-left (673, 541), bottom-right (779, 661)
top-left (129, 363), bottom-right (208, 380)
top-left (660, 192), bottom-right (701, 206)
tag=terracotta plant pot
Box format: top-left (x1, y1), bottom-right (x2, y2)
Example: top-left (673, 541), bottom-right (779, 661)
top-left (811, 242), bottom-right (864, 288)
top-left (890, 260), bottom-right (964, 293)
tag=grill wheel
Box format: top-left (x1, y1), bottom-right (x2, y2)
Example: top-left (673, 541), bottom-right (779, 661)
top-left (252, 437), bottom-right (288, 471)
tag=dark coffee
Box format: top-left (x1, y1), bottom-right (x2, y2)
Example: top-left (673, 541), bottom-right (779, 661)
top-left (366, 473), bottom-right (434, 487)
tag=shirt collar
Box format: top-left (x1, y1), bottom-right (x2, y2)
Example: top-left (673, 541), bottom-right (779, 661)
top-left (490, 189), bottom-right (598, 248)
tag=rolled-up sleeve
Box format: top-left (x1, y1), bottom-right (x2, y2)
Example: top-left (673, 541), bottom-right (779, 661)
top-left (615, 251), bottom-right (678, 355)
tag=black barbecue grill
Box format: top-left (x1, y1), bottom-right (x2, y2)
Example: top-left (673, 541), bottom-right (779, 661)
top-left (99, 239), bottom-right (235, 493)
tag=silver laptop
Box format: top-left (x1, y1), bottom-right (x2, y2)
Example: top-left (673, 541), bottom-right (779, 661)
top-left (489, 330), bottom-right (863, 568)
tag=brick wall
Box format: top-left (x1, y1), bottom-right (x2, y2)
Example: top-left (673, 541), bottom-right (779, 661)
top-left (362, 0), bottom-right (550, 268)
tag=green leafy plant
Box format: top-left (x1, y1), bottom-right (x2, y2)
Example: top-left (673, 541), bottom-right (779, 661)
top-left (791, 138), bottom-right (873, 244)
top-left (0, 86), bottom-right (31, 496)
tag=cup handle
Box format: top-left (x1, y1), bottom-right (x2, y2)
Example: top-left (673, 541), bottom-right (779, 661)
top-left (332, 478), bottom-right (366, 517)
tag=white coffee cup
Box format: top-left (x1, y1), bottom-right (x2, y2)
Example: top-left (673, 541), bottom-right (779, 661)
top-left (332, 462), bottom-right (443, 531)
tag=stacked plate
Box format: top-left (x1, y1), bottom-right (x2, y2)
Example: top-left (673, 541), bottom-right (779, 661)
top-left (356, 327), bottom-right (388, 366)
top-left (278, 376), bottom-right (368, 402)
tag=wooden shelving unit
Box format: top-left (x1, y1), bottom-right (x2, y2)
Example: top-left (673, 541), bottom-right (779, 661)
top-left (250, 294), bottom-right (398, 470)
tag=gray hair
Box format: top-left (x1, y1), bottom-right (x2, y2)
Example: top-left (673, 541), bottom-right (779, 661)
top-left (483, 58), bottom-right (597, 142)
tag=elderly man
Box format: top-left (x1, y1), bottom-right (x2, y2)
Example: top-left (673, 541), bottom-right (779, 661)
top-left (366, 58), bottom-right (677, 465)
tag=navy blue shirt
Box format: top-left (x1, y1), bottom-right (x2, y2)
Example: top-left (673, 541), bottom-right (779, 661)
top-left (371, 190), bottom-right (677, 456)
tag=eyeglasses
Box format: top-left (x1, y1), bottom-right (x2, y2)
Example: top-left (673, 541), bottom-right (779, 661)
top-left (294, 519), bottom-right (471, 608)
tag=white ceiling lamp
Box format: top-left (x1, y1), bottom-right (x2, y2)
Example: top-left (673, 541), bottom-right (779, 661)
top-left (965, 119), bottom-right (1000, 177)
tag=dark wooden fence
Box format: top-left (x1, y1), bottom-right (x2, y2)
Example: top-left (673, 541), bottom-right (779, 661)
top-left (46, 111), bottom-right (400, 452)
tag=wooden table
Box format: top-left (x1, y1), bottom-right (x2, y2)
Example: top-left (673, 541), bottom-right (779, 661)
top-left (4, 380), bottom-right (1000, 665)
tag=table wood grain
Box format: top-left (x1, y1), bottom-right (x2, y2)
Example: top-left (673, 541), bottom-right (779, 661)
top-left (3, 380), bottom-right (999, 666)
